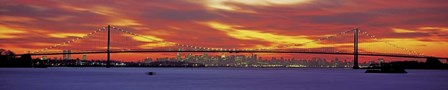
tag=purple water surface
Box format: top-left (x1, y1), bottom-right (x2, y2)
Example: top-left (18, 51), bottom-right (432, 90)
top-left (0, 68), bottom-right (447, 90)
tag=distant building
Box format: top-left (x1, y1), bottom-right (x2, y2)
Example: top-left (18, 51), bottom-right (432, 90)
top-left (42, 56), bottom-right (47, 60)
top-left (144, 57), bottom-right (152, 64)
top-left (176, 52), bottom-right (182, 61)
top-left (82, 54), bottom-right (87, 60)
top-left (62, 50), bottom-right (72, 60)
top-left (378, 58), bottom-right (385, 66)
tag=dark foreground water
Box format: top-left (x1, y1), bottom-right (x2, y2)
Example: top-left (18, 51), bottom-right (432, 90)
top-left (0, 68), bottom-right (447, 90)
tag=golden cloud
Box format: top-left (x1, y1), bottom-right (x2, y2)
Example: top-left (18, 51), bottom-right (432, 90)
top-left (120, 34), bottom-right (175, 48)
top-left (359, 38), bottom-right (448, 56)
top-left (393, 28), bottom-right (417, 33)
top-left (108, 18), bottom-right (141, 26)
top-left (0, 25), bottom-right (28, 39)
top-left (204, 21), bottom-right (329, 49)
top-left (32, 42), bottom-right (55, 46)
top-left (191, 0), bottom-right (312, 13)
top-left (420, 27), bottom-right (448, 31)
top-left (139, 43), bottom-right (175, 49)
top-left (392, 27), bottom-right (448, 41)
top-left (394, 27), bottom-right (448, 33)
top-left (123, 34), bottom-right (164, 42)
top-left (48, 33), bottom-right (86, 38)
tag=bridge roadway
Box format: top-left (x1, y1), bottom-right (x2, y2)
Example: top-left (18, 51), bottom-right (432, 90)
top-left (17, 50), bottom-right (448, 59)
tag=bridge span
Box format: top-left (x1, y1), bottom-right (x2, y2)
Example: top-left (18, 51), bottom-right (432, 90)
top-left (18, 50), bottom-right (448, 60)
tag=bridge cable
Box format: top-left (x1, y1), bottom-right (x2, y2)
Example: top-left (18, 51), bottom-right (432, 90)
top-left (30, 27), bottom-right (107, 54)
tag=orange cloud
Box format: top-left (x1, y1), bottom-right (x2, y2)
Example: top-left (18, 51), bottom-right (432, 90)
top-left (43, 15), bottom-right (75, 21)
top-left (0, 16), bottom-right (36, 22)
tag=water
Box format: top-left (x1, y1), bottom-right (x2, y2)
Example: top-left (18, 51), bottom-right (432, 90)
top-left (0, 68), bottom-right (447, 90)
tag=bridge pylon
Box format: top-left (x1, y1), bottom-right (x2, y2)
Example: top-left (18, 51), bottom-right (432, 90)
top-left (107, 25), bottom-right (111, 68)
top-left (353, 28), bottom-right (360, 69)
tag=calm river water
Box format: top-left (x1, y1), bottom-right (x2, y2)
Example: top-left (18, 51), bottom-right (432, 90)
top-left (0, 68), bottom-right (447, 90)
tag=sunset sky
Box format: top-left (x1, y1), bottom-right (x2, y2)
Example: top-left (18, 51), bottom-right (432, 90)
top-left (1, 0), bottom-right (448, 61)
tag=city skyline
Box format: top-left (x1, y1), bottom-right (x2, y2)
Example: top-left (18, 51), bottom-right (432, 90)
top-left (32, 51), bottom-right (424, 64)
top-left (32, 52), bottom-right (371, 68)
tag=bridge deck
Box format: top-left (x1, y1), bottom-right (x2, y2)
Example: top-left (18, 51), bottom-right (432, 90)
top-left (17, 50), bottom-right (448, 59)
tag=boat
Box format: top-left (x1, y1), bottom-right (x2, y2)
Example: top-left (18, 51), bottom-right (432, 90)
top-left (146, 72), bottom-right (155, 75)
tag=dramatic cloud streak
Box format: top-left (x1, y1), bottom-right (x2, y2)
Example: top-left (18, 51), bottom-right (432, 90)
top-left (1, 0), bottom-right (448, 60)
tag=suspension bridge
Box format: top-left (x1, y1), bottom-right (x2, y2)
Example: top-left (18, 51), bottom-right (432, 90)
top-left (15, 25), bottom-right (448, 69)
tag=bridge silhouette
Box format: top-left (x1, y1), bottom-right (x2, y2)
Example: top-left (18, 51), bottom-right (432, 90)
top-left (17, 25), bottom-right (448, 69)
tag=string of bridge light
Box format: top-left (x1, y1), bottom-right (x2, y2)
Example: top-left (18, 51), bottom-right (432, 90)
top-left (31, 27), bottom-right (107, 54)
top-left (112, 27), bottom-right (268, 52)
top-left (111, 26), bottom-right (205, 50)
top-left (273, 29), bottom-right (356, 53)
top-left (111, 26), bottom-right (273, 52)
top-left (359, 31), bottom-right (425, 56)
top-left (281, 29), bottom-right (355, 48)
top-left (112, 26), bottom-right (214, 51)
top-left (360, 31), bottom-right (420, 55)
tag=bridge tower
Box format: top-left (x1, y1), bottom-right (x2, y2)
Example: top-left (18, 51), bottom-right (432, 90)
top-left (353, 28), bottom-right (360, 69)
top-left (107, 25), bottom-right (111, 68)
